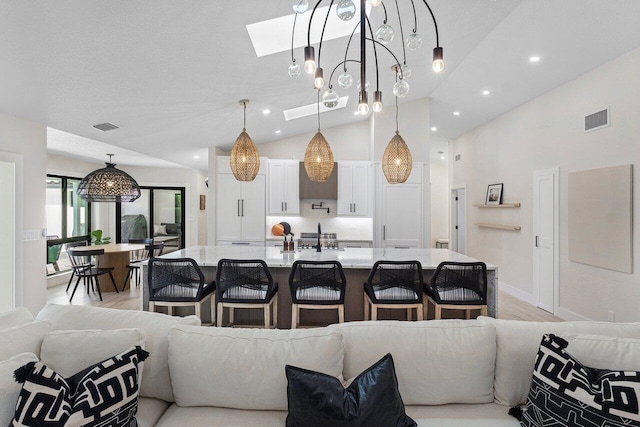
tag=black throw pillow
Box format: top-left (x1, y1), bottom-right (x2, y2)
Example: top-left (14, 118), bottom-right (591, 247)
top-left (11, 346), bottom-right (149, 427)
top-left (286, 353), bottom-right (416, 427)
top-left (513, 334), bottom-right (640, 427)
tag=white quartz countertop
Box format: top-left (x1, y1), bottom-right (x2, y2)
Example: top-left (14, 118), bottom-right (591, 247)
top-left (156, 246), bottom-right (496, 270)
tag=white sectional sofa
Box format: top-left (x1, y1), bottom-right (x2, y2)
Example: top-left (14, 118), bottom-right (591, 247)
top-left (1, 304), bottom-right (638, 426)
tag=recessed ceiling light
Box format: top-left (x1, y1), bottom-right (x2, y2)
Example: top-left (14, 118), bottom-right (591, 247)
top-left (263, 109), bottom-right (271, 115)
top-left (354, 111), bottom-right (360, 116)
top-left (431, 127), bottom-right (437, 131)
top-left (529, 56), bottom-right (541, 63)
top-left (482, 90), bottom-right (491, 95)
top-left (453, 111), bottom-right (460, 116)
top-left (275, 130), bottom-right (281, 134)
top-left (193, 155), bottom-right (200, 159)
top-left (440, 156), bottom-right (445, 160)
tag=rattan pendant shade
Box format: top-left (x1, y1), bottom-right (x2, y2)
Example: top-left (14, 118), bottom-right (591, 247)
top-left (77, 157), bottom-right (141, 202)
top-left (382, 131), bottom-right (413, 184)
top-left (304, 130), bottom-right (334, 182)
top-left (230, 100), bottom-right (260, 182)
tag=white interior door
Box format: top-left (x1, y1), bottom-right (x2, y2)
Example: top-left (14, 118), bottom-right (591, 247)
top-left (216, 174), bottom-right (243, 241)
top-left (533, 169), bottom-right (558, 313)
top-left (450, 188), bottom-right (466, 254)
top-left (241, 175), bottom-right (266, 241)
top-left (0, 161), bottom-right (15, 311)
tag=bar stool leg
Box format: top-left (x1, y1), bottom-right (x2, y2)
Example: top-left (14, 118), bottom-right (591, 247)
top-left (406, 308), bottom-right (412, 321)
top-left (217, 303), bottom-right (224, 327)
top-left (229, 308), bottom-right (234, 325)
top-left (371, 304), bottom-right (378, 321)
top-left (363, 294), bottom-right (369, 321)
top-left (435, 304), bottom-right (442, 320)
top-left (264, 304), bottom-right (271, 329)
top-left (210, 294), bottom-right (216, 326)
top-left (272, 295), bottom-right (278, 328)
top-left (338, 305), bottom-right (345, 323)
top-left (417, 304), bottom-right (424, 321)
top-left (291, 304), bottom-right (298, 329)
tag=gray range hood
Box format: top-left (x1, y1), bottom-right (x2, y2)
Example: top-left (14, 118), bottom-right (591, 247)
top-left (298, 162), bottom-right (338, 200)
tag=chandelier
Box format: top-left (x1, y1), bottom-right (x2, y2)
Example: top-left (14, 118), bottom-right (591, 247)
top-left (230, 99), bottom-right (261, 182)
top-left (77, 154), bottom-right (141, 203)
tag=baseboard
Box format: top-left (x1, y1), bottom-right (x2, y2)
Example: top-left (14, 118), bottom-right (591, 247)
top-left (555, 306), bottom-right (591, 321)
top-left (499, 280), bottom-right (536, 305)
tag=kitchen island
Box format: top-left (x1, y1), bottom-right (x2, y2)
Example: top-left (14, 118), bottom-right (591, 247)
top-left (141, 246), bottom-right (498, 327)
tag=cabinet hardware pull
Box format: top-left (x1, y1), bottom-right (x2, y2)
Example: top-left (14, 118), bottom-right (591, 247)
top-left (535, 236), bottom-right (539, 247)
top-left (353, 203), bottom-right (356, 212)
top-left (238, 200), bottom-right (240, 217)
top-left (395, 246), bottom-right (410, 249)
top-left (242, 199), bottom-right (244, 217)
top-left (383, 225), bottom-right (386, 240)
top-left (232, 242), bottom-right (250, 245)
top-left (285, 202), bottom-right (287, 211)
top-left (281, 202), bottom-right (283, 211)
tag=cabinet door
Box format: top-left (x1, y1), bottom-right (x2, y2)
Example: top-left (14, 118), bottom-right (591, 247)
top-left (283, 161), bottom-right (300, 214)
top-left (241, 174), bottom-right (266, 241)
top-left (337, 163), bottom-right (353, 215)
top-left (216, 174), bottom-right (243, 241)
top-left (382, 183), bottom-right (422, 247)
top-left (268, 161), bottom-right (285, 214)
top-left (351, 162), bottom-right (370, 216)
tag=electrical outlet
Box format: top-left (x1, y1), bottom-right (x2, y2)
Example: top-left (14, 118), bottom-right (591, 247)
top-left (607, 310), bottom-right (615, 322)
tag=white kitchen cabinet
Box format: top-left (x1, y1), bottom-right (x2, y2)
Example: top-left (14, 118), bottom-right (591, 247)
top-left (268, 160), bottom-right (300, 215)
top-left (216, 157), bottom-right (266, 243)
top-left (338, 161), bottom-right (372, 216)
top-left (381, 166), bottom-right (423, 248)
top-left (338, 240), bottom-right (373, 249)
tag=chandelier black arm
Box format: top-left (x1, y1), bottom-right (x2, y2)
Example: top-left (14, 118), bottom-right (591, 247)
top-left (365, 37), bottom-right (404, 79)
top-left (291, 12), bottom-right (298, 63)
top-left (317, 0), bottom-right (336, 67)
top-left (364, 16), bottom-right (380, 91)
top-left (410, 0), bottom-right (417, 33)
top-left (328, 59), bottom-right (361, 89)
top-left (307, 0), bottom-right (326, 47)
top-left (381, 2), bottom-right (388, 24)
top-left (421, 0), bottom-right (440, 46)
top-left (343, 22), bottom-right (360, 72)
top-left (394, 0), bottom-right (407, 65)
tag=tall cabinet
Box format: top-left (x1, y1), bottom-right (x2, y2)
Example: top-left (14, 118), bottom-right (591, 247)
top-left (338, 161), bottom-right (372, 216)
top-left (380, 165), bottom-right (424, 248)
top-left (216, 157), bottom-right (266, 245)
top-left (268, 160), bottom-right (300, 215)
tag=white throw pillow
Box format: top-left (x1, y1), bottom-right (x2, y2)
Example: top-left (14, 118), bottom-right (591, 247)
top-left (0, 307), bottom-right (33, 329)
top-left (154, 225), bottom-right (167, 236)
top-left (482, 317), bottom-right (640, 406)
top-left (563, 333), bottom-right (640, 371)
top-left (0, 353), bottom-right (39, 426)
top-left (168, 325), bottom-right (345, 410)
top-left (0, 322), bottom-right (50, 360)
top-left (331, 320), bottom-right (496, 405)
top-left (40, 328), bottom-right (146, 377)
top-left (36, 304), bottom-right (200, 402)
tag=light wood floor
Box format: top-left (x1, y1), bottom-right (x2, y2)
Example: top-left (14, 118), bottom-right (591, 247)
top-left (46, 282), bottom-right (563, 322)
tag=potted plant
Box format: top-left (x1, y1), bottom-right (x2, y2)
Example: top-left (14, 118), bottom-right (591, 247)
top-left (90, 229), bottom-right (111, 245)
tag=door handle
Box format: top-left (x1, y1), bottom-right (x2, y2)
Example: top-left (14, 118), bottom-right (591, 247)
top-left (535, 236), bottom-right (539, 247)
top-left (242, 199), bottom-right (244, 217)
top-left (353, 203), bottom-right (356, 213)
top-left (285, 202), bottom-right (287, 211)
top-left (238, 200), bottom-right (240, 217)
top-left (281, 202), bottom-right (283, 211)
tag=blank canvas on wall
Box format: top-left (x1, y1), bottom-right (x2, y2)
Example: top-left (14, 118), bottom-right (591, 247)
top-left (568, 164), bottom-right (633, 273)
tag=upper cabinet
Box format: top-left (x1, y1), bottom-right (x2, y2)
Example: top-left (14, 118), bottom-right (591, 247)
top-left (268, 159), bottom-right (300, 215)
top-left (338, 161), bottom-right (372, 216)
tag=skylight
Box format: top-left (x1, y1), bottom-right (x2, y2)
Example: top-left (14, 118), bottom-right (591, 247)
top-left (283, 96), bottom-right (350, 121)
top-left (246, 4), bottom-right (371, 58)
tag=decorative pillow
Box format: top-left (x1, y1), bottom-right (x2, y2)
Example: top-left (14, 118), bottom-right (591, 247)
top-left (11, 346), bottom-right (149, 427)
top-left (0, 308), bottom-right (34, 329)
top-left (154, 224), bottom-right (167, 236)
top-left (514, 334), bottom-right (640, 426)
top-left (286, 353), bottom-right (416, 427)
top-left (0, 353), bottom-right (39, 427)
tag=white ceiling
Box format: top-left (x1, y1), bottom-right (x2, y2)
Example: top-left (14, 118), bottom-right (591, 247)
top-left (1, 0), bottom-right (640, 172)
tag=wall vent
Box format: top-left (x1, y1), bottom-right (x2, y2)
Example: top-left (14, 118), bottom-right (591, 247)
top-left (93, 122), bottom-right (119, 131)
top-left (584, 108), bottom-right (609, 132)
top-left (455, 154), bottom-right (461, 162)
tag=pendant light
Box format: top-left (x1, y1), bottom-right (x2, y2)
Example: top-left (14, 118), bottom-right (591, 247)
top-left (382, 70), bottom-right (412, 184)
top-left (230, 99), bottom-right (260, 182)
top-left (304, 91), bottom-right (334, 182)
top-left (77, 154), bottom-right (141, 202)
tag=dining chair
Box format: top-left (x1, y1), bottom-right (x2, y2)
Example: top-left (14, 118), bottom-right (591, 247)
top-left (67, 248), bottom-right (118, 301)
top-left (122, 239), bottom-right (165, 291)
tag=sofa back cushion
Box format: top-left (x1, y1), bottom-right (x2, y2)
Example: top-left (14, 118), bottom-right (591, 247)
top-left (36, 304), bottom-right (200, 402)
top-left (168, 325), bottom-right (344, 410)
top-left (483, 317), bottom-right (640, 406)
top-left (331, 320), bottom-right (496, 405)
top-left (0, 321), bottom-right (50, 360)
top-left (0, 307), bottom-right (34, 329)
top-left (0, 353), bottom-right (40, 426)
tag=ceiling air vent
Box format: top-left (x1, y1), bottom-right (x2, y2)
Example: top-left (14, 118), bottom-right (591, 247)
top-left (584, 108), bottom-right (609, 133)
top-left (93, 122), bottom-right (119, 132)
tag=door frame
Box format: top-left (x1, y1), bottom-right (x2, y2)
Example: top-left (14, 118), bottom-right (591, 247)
top-left (0, 152), bottom-right (23, 310)
top-left (449, 184), bottom-right (467, 254)
top-left (533, 167), bottom-right (560, 314)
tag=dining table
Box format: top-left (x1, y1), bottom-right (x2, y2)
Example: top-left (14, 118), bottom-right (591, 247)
top-left (72, 243), bottom-right (146, 292)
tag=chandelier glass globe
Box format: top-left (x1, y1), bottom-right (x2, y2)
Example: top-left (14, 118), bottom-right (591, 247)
top-left (393, 79), bottom-right (410, 98)
top-left (357, 79), bottom-right (370, 91)
top-left (288, 63), bottom-right (301, 78)
top-left (375, 24), bottom-right (395, 45)
top-left (400, 64), bottom-right (412, 79)
top-left (336, 0), bottom-right (356, 21)
top-left (322, 89), bottom-right (340, 108)
top-left (406, 33), bottom-right (423, 50)
top-left (337, 72), bottom-right (353, 89)
top-left (292, 0), bottom-right (309, 14)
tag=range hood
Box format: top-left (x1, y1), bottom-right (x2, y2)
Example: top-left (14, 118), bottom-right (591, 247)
top-left (299, 162), bottom-right (338, 200)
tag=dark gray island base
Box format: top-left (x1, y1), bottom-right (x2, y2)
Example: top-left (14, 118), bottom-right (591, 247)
top-left (141, 246), bottom-right (498, 328)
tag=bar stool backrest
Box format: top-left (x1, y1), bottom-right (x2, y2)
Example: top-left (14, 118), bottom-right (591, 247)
top-left (215, 259), bottom-right (274, 302)
top-left (428, 262), bottom-right (487, 304)
top-left (289, 260), bottom-right (346, 303)
top-left (367, 260), bottom-right (424, 302)
top-left (148, 258), bottom-right (206, 302)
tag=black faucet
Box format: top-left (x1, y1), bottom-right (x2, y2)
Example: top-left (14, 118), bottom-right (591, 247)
top-left (315, 222), bottom-right (322, 252)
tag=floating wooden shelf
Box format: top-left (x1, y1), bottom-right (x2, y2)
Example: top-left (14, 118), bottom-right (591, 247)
top-left (474, 202), bottom-right (521, 208)
top-left (476, 222), bottom-right (522, 231)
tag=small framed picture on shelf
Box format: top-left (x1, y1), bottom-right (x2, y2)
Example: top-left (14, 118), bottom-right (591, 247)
top-left (485, 183), bottom-right (503, 205)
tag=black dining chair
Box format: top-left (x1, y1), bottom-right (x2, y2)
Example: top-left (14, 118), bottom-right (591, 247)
top-left (288, 260), bottom-right (346, 328)
top-left (424, 262), bottom-right (488, 319)
top-left (216, 259), bottom-right (278, 328)
top-left (147, 258), bottom-right (215, 323)
top-left (122, 240), bottom-right (165, 291)
top-left (67, 248), bottom-right (118, 302)
top-left (64, 240), bottom-right (89, 292)
top-left (364, 260), bottom-right (425, 321)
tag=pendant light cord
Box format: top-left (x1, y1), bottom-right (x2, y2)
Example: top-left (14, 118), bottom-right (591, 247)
top-left (243, 101), bottom-right (247, 131)
top-left (317, 90), bottom-right (321, 131)
top-left (395, 71), bottom-right (399, 134)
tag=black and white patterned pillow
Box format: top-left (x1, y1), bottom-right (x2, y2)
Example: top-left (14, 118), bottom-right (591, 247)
top-left (516, 334), bottom-right (640, 427)
top-left (11, 346), bottom-right (149, 427)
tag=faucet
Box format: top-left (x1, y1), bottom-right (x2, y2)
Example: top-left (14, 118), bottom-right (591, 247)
top-left (315, 222), bottom-right (322, 252)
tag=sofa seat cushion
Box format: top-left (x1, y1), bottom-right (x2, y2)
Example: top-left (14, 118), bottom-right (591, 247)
top-left (155, 405), bottom-right (287, 427)
top-left (331, 320), bottom-right (496, 405)
top-left (137, 397), bottom-right (171, 427)
top-left (405, 404), bottom-right (520, 426)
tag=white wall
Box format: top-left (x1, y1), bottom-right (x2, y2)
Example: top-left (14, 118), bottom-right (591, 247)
top-left (0, 113), bottom-right (47, 315)
top-left (451, 47), bottom-right (640, 322)
top-left (430, 161), bottom-right (449, 247)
